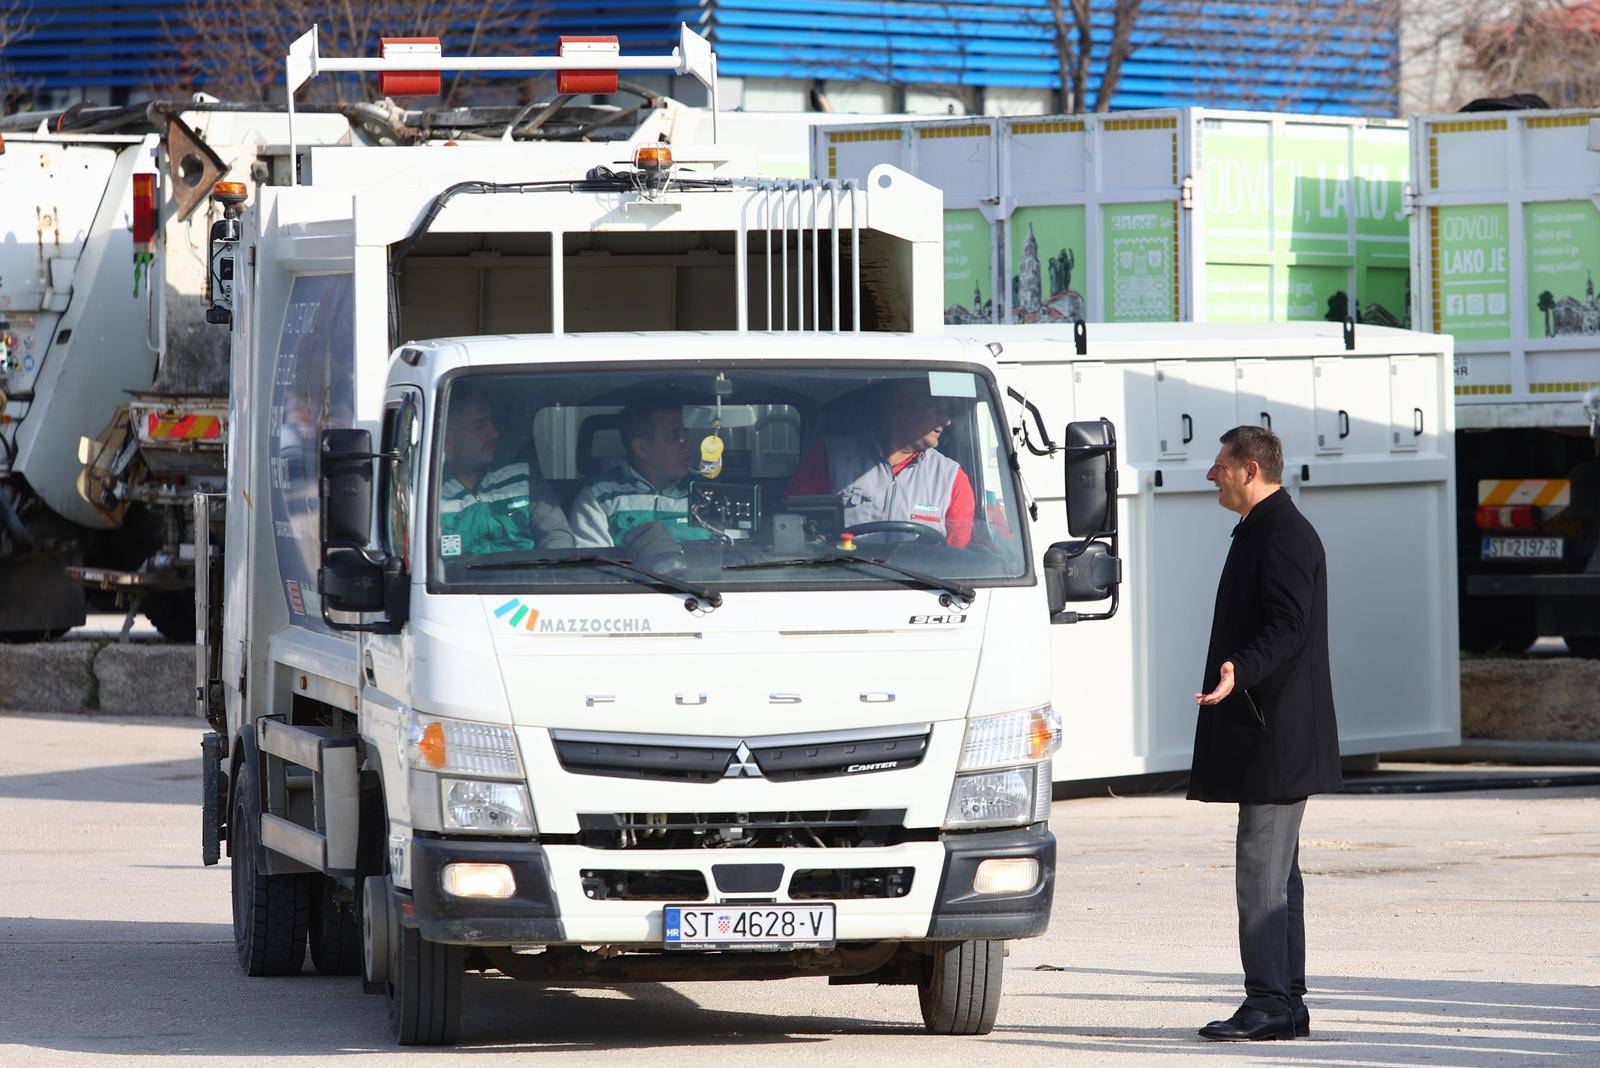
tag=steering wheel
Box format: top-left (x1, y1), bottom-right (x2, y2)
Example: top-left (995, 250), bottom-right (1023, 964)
top-left (844, 521), bottom-right (947, 546)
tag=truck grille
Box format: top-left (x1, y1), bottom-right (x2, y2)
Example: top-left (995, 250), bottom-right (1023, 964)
top-left (574, 809), bottom-right (913, 850)
top-left (550, 724), bottom-right (932, 783)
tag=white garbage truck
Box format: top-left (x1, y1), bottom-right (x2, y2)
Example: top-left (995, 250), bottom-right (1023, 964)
top-left (197, 28), bottom-right (1123, 1044)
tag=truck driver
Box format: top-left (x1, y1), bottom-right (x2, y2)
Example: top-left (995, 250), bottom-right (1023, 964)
top-left (439, 382), bottom-right (575, 554)
top-left (785, 376), bottom-right (975, 546)
top-left (570, 402), bottom-right (713, 548)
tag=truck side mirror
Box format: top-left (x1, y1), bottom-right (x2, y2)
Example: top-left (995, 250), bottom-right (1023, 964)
top-left (204, 216), bottom-right (241, 326)
top-left (1063, 419), bottom-right (1116, 537)
top-left (318, 429), bottom-right (406, 632)
top-left (1046, 418), bottom-right (1122, 624)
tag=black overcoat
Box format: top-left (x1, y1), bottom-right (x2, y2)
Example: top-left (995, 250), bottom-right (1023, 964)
top-left (1188, 488), bottom-right (1342, 803)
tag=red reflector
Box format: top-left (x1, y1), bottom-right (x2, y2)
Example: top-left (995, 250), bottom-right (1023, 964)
top-left (1475, 504), bottom-right (1536, 531)
top-left (558, 36), bottom-right (620, 95)
top-left (380, 37), bottom-right (443, 98)
top-left (132, 173), bottom-right (157, 247)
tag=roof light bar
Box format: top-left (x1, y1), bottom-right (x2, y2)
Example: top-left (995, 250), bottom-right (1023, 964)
top-left (283, 22), bottom-right (720, 183)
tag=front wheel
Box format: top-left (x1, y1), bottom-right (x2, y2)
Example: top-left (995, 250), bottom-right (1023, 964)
top-left (918, 940), bottom-right (1004, 1035)
top-left (230, 762), bottom-right (309, 976)
top-left (387, 897), bottom-right (464, 1045)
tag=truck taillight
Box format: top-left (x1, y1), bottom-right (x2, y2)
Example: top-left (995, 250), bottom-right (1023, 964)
top-left (1476, 505), bottom-right (1536, 531)
top-left (132, 173), bottom-right (157, 249)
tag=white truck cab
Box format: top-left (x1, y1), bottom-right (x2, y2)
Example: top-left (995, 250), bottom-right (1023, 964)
top-left (198, 27), bottom-right (1121, 1045)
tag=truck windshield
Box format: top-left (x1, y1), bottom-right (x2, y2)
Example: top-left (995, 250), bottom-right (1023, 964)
top-left (430, 362), bottom-right (1029, 593)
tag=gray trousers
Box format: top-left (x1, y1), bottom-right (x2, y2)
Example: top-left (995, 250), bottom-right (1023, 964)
top-left (1236, 800), bottom-right (1307, 1014)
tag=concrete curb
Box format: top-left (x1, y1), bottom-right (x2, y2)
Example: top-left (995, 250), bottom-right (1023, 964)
top-left (1461, 657), bottom-right (1600, 742)
top-left (95, 643), bottom-right (197, 717)
top-left (0, 642), bottom-right (194, 716)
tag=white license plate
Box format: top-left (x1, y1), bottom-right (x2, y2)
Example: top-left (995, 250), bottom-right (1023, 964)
top-left (1482, 536), bottom-right (1563, 560)
top-left (663, 903), bottom-right (835, 949)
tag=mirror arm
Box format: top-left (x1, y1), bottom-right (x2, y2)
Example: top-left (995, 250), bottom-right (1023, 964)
top-left (1006, 387), bottom-right (1057, 457)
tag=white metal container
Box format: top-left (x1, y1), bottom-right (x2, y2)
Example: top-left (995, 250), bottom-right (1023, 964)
top-left (1408, 108), bottom-right (1600, 430)
top-left (817, 110), bottom-right (1412, 331)
top-left (972, 321), bottom-right (1460, 780)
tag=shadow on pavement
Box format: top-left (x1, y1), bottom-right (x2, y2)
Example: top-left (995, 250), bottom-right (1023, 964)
top-left (0, 916), bottom-right (918, 1056)
top-left (0, 756), bottom-right (199, 806)
top-left (996, 965), bottom-right (1600, 1065)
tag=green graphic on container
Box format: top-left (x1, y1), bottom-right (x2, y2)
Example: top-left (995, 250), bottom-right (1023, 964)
top-left (943, 209), bottom-right (992, 325)
top-left (1276, 127), bottom-right (1351, 257)
top-left (1525, 200), bottom-right (1600, 339)
top-left (1007, 205), bottom-right (1087, 324)
top-left (1204, 263), bottom-right (1272, 322)
top-left (1199, 122), bottom-right (1410, 323)
top-left (1281, 265), bottom-right (1350, 321)
top-left (1103, 202), bottom-right (1176, 321)
top-left (1435, 204), bottom-right (1511, 341)
top-left (1354, 131), bottom-right (1411, 326)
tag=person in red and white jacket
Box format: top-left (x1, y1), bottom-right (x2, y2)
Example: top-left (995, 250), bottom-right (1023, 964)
top-left (785, 378), bottom-right (975, 547)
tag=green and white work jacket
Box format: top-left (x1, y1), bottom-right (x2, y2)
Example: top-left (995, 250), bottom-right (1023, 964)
top-left (438, 463), bottom-right (574, 556)
top-left (569, 463), bottom-right (711, 548)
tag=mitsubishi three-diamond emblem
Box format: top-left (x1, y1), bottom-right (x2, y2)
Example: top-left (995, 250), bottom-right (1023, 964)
top-left (723, 741), bottom-right (762, 778)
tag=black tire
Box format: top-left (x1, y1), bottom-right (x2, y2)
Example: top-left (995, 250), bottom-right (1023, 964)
top-left (141, 590), bottom-right (196, 643)
top-left (309, 875), bottom-right (364, 976)
top-left (1460, 595), bottom-right (1536, 655)
top-left (1563, 635), bottom-right (1600, 659)
top-left (230, 762), bottom-right (310, 976)
top-left (918, 939), bottom-right (1004, 1035)
top-left (388, 912), bottom-right (464, 1045)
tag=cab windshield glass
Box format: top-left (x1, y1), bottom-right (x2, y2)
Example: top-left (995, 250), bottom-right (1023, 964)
top-left (430, 362), bottom-right (1028, 592)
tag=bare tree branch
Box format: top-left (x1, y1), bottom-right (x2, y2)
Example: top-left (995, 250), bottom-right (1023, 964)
top-left (0, 0), bottom-right (42, 107)
top-left (157, 0), bottom-right (539, 107)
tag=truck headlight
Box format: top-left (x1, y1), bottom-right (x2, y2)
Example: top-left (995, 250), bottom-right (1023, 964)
top-left (945, 766), bottom-right (1036, 828)
top-left (441, 778), bottom-right (535, 834)
top-left (958, 706), bottom-right (1061, 770)
top-left (404, 711), bottom-right (523, 778)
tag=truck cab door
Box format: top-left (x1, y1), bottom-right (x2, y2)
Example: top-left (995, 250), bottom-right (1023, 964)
top-left (362, 389), bottom-right (423, 705)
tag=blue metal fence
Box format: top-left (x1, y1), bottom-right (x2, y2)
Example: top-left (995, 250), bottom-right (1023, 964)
top-left (4, 0), bottom-right (1397, 113)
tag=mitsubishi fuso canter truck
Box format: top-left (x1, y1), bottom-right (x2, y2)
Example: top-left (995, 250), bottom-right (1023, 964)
top-left (196, 28), bottom-right (1123, 1045)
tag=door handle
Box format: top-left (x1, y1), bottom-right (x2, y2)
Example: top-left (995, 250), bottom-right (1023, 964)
top-left (1413, 407), bottom-right (1424, 436)
top-left (1181, 413), bottom-right (1193, 445)
top-left (1338, 410), bottom-right (1350, 439)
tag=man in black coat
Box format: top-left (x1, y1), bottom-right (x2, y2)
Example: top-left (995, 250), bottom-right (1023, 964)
top-left (1191, 425), bottom-right (1342, 1042)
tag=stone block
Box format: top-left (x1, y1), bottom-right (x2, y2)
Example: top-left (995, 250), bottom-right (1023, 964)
top-left (94, 643), bottom-right (197, 717)
top-left (0, 643), bottom-right (97, 712)
top-left (1461, 658), bottom-right (1600, 742)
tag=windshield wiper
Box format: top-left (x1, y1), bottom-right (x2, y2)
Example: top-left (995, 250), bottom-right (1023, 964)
top-left (726, 554), bottom-right (974, 607)
top-left (465, 554), bottom-right (722, 608)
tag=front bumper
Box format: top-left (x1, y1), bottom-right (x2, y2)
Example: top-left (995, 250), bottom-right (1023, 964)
top-left (404, 825), bottom-right (1055, 947)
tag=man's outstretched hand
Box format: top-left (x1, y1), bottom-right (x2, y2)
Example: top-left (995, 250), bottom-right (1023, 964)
top-left (1196, 661), bottom-right (1236, 706)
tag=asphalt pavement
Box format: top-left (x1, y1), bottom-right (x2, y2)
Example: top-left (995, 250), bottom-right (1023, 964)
top-left (1, 712), bottom-right (1596, 1066)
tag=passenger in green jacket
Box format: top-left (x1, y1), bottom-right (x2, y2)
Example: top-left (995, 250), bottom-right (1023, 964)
top-left (570, 402), bottom-right (711, 548)
top-left (439, 384), bottom-right (573, 557)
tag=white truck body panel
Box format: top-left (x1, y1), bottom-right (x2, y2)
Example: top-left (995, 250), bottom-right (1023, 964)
top-left (815, 109), bottom-right (1412, 331)
top-left (1408, 108), bottom-right (1600, 430)
top-left (962, 322), bottom-right (1461, 779)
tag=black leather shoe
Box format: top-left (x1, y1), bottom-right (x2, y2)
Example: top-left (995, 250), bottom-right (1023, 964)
top-left (1292, 1001), bottom-right (1310, 1037)
top-left (1198, 1006), bottom-right (1297, 1041)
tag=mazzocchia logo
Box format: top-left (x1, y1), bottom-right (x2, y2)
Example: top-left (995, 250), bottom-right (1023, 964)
top-left (493, 598), bottom-right (653, 634)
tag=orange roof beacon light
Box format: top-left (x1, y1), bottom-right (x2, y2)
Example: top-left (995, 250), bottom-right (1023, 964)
top-left (211, 181), bottom-right (249, 208)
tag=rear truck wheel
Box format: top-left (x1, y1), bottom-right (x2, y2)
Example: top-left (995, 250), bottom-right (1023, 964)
top-left (140, 590), bottom-right (196, 643)
top-left (230, 762), bottom-right (309, 975)
top-left (918, 939), bottom-right (1004, 1035)
top-left (1564, 634), bottom-right (1600, 659)
top-left (1460, 595), bottom-right (1536, 655)
top-left (386, 883), bottom-right (464, 1045)
top-left (309, 875), bottom-right (364, 975)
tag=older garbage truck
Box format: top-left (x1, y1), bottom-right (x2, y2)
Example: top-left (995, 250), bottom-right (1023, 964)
top-left (197, 27), bottom-right (1122, 1045)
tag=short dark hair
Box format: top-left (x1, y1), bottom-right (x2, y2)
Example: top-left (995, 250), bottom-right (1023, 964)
top-left (620, 401), bottom-right (677, 452)
top-left (1220, 425), bottom-right (1284, 483)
